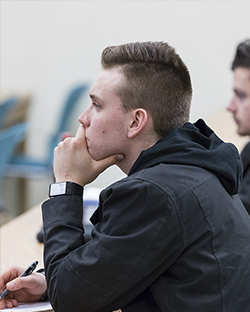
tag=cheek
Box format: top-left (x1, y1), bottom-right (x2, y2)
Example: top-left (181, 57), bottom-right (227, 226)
top-left (242, 102), bottom-right (250, 118)
top-left (246, 109), bottom-right (250, 124)
top-left (101, 118), bottom-right (125, 136)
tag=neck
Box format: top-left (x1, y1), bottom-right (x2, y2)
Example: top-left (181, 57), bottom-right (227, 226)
top-left (117, 133), bottom-right (161, 175)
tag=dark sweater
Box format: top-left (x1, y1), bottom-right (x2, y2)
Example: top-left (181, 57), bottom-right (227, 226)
top-left (42, 119), bottom-right (250, 312)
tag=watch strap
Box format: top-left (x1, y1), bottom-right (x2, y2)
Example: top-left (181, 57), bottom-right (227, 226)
top-left (66, 181), bottom-right (83, 197)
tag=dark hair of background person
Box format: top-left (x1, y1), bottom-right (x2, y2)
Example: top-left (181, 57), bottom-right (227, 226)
top-left (232, 39), bottom-right (250, 70)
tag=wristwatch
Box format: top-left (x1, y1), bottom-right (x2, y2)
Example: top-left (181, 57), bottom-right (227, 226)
top-left (49, 181), bottom-right (83, 198)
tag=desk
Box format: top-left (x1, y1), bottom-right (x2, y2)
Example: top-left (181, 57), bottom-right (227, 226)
top-left (0, 205), bottom-right (122, 312)
top-left (0, 204), bottom-right (44, 273)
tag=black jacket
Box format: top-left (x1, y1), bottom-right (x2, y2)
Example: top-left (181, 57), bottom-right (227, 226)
top-left (42, 119), bottom-right (250, 312)
top-left (239, 141), bottom-right (250, 214)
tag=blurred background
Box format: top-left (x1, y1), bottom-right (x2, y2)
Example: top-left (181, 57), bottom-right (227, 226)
top-left (1, 1), bottom-right (250, 224)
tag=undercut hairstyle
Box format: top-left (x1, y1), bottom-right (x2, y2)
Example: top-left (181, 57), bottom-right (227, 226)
top-left (232, 39), bottom-right (250, 70)
top-left (101, 41), bottom-right (192, 137)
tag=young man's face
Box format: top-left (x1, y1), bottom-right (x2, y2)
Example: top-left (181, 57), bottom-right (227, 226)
top-left (227, 67), bottom-right (250, 136)
top-left (78, 68), bottom-right (131, 161)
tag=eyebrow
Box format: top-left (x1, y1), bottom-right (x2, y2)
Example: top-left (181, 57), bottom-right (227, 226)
top-left (234, 88), bottom-right (247, 96)
top-left (89, 93), bottom-right (101, 102)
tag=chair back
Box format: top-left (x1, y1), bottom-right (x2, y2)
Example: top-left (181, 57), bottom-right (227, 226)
top-left (0, 97), bottom-right (19, 129)
top-left (0, 123), bottom-right (27, 176)
top-left (0, 123), bottom-right (27, 194)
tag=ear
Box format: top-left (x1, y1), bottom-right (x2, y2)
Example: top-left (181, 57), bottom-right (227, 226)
top-left (127, 109), bottom-right (149, 138)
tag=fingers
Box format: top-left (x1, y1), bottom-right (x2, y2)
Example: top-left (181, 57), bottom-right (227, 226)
top-left (55, 125), bottom-right (86, 156)
top-left (0, 269), bottom-right (46, 309)
top-left (0, 266), bottom-right (23, 290)
top-left (53, 123), bottom-right (125, 185)
top-left (0, 298), bottom-right (18, 309)
top-left (0, 267), bottom-right (22, 310)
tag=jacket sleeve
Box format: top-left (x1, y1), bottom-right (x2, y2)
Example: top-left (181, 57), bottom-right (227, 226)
top-left (42, 178), bottom-right (183, 312)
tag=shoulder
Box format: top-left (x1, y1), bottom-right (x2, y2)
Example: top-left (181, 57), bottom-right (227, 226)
top-left (104, 163), bottom-right (217, 203)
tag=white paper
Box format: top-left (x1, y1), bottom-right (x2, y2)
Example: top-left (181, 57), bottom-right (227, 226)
top-left (0, 301), bottom-right (53, 311)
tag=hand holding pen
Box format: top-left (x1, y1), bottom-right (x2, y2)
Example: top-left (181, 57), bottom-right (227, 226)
top-left (0, 261), bottom-right (38, 300)
top-left (0, 261), bottom-right (47, 309)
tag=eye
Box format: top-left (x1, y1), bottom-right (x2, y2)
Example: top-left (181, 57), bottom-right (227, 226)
top-left (238, 94), bottom-right (246, 100)
top-left (235, 91), bottom-right (246, 100)
top-left (92, 102), bottom-right (101, 109)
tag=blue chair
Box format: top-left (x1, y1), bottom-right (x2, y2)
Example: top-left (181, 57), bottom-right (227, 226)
top-left (4, 84), bottom-right (89, 179)
top-left (0, 97), bottom-right (19, 129)
top-left (0, 123), bottom-right (27, 210)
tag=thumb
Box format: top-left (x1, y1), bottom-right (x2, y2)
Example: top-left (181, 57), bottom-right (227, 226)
top-left (81, 153), bottom-right (125, 186)
top-left (7, 276), bottom-right (29, 291)
top-left (95, 153), bottom-right (125, 174)
top-left (75, 124), bottom-right (85, 140)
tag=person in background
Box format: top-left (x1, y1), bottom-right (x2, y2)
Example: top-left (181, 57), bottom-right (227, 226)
top-left (227, 39), bottom-right (250, 214)
top-left (1, 41), bottom-right (250, 312)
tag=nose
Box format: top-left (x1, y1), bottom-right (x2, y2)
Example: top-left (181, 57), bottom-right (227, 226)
top-left (78, 108), bottom-right (90, 127)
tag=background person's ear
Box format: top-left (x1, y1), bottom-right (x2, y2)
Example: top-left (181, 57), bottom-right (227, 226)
top-left (127, 108), bottom-right (148, 138)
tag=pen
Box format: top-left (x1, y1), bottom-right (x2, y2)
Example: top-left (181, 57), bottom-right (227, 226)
top-left (0, 261), bottom-right (38, 300)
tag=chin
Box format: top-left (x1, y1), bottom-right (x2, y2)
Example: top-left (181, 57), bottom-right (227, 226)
top-left (238, 129), bottom-right (248, 137)
top-left (88, 150), bottom-right (106, 161)
top-left (88, 151), bottom-right (98, 161)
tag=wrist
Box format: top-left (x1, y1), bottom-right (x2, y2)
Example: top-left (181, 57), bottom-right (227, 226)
top-left (36, 269), bottom-right (48, 301)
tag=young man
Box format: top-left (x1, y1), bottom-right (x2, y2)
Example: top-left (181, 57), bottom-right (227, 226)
top-left (227, 39), bottom-right (250, 214)
top-left (1, 41), bottom-right (250, 312)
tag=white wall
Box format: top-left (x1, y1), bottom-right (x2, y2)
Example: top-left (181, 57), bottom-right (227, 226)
top-left (1, 1), bottom-right (250, 209)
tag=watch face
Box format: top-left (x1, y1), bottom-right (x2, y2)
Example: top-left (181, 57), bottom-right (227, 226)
top-left (50, 182), bottom-right (67, 196)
